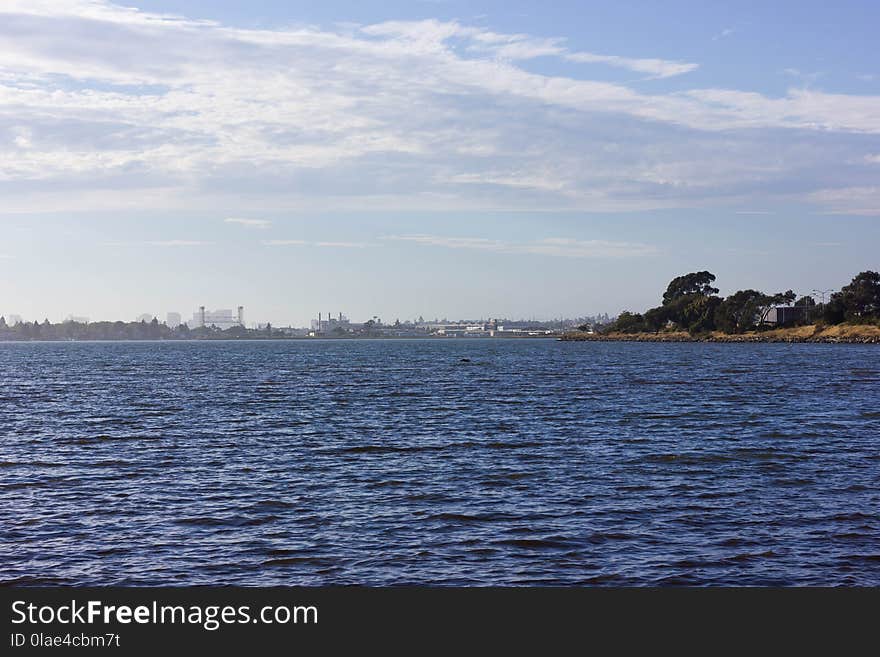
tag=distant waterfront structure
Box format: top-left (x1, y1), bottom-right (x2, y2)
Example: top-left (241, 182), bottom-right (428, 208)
top-left (7, 314), bottom-right (23, 326)
top-left (189, 306), bottom-right (246, 330)
top-left (166, 312), bottom-right (182, 329)
top-left (64, 315), bottom-right (89, 324)
top-left (136, 313), bottom-right (155, 323)
top-left (765, 306), bottom-right (807, 327)
top-left (310, 311), bottom-right (350, 333)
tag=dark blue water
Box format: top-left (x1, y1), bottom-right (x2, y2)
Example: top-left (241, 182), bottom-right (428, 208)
top-left (1, 339), bottom-right (878, 586)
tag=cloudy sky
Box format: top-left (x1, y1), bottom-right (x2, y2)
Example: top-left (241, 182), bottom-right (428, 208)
top-left (1, 0), bottom-right (878, 325)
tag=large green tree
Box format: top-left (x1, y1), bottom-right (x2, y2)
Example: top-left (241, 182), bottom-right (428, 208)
top-left (714, 290), bottom-right (765, 333)
top-left (714, 289), bottom-right (795, 333)
top-left (828, 270), bottom-right (880, 322)
top-left (662, 271), bottom-right (719, 305)
top-left (610, 311), bottom-right (645, 333)
top-left (660, 270), bottom-right (721, 333)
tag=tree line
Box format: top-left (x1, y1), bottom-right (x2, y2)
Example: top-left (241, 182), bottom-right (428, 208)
top-left (0, 317), bottom-right (283, 341)
top-left (599, 270), bottom-right (880, 335)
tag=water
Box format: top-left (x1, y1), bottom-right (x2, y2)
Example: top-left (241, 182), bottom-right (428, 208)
top-left (1, 339), bottom-right (878, 586)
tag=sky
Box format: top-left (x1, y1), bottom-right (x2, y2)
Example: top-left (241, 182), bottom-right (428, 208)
top-left (1, 0), bottom-right (878, 326)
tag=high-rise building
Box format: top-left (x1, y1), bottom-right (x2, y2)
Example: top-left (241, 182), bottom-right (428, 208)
top-left (189, 306), bottom-right (245, 330)
top-left (166, 312), bottom-right (182, 329)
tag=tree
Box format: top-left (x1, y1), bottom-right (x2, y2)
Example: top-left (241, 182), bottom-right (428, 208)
top-left (755, 290), bottom-right (796, 326)
top-left (662, 271), bottom-right (719, 305)
top-left (642, 306), bottom-right (668, 332)
top-left (822, 297), bottom-right (846, 325)
top-left (832, 270), bottom-right (880, 321)
top-left (655, 271), bottom-right (722, 333)
top-left (679, 294), bottom-right (723, 334)
top-left (714, 290), bottom-right (766, 333)
top-left (609, 311), bottom-right (645, 333)
top-left (792, 295), bottom-right (817, 325)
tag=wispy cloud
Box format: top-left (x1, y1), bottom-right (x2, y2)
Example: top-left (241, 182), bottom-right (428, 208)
top-left (726, 247), bottom-right (771, 256)
top-left (564, 52), bottom-right (698, 79)
top-left (0, 4), bottom-right (877, 216)
top-left (712, 27), bottom-right (735, 41)
top-left (384, 235), bottom-right (504, 251)
top-left (382, 234), bottom-right (658, 258)
top-left (224, 217), bottom-right (272, 229)
top-left (783, 68), bottom-right (823, 86)
top-left (263, 240), bottom-right (374, 248)
top-left (440, 171), bottom-right (567, 192)
top-left (100, 240), bottom-right (214, 247)
top-left (808, 187), bottom-right (880, 215)
top-left (314, 241), bottom-right (374, 248)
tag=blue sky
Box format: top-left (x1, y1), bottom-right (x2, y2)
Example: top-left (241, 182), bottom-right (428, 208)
top-left (0, 1), bottom-right (878, 326)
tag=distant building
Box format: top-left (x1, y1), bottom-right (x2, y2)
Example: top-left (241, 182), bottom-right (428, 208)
top-left (310, 312), bottom-right (350, 333)
top-left (7, 314), bottom-right (23, 326)
top-left (136, 313), bottom-right (155, 323)
top-left (189, 306), bottom-right (245, 330)
top-left (166, 312), bottom-right (182, 329)
top-left (64, 315), bottom-right (89, 324)
top-left (764, 306), bottom-right (807, 326)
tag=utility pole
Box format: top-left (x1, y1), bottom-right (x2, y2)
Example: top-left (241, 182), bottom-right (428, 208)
top-left (811, 289), bottom-right (833, 324)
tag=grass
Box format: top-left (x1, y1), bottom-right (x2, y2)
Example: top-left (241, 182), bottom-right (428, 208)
top-left (562, 324), bottom-right (880, 343)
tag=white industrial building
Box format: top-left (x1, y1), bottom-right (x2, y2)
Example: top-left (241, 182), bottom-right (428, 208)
top-left (189, 306), bottom-right (245, 330)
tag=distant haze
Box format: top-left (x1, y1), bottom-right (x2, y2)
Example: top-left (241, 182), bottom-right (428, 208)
top-left (1, 1), bottom-right (878, 326)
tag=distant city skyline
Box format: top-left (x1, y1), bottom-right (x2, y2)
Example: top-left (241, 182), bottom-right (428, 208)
top-left (0, 305), bottom-right (608, 329)
top-left (1, 1), bottom-right (878, 325)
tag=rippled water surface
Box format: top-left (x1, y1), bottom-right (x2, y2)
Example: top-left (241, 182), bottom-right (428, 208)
top-left (2, 339), bottom-right (879, 586)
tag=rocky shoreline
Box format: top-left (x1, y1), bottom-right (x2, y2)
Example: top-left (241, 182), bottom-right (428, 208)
top-left (561, 325), bottom-right (880, 344)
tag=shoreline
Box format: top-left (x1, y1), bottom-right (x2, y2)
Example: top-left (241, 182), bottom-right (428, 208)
top-left (0, 335), bottom-right (560, 344)
top-left (560, 324), bottom-right (880, 344)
